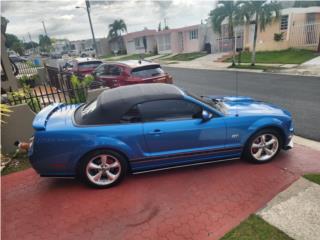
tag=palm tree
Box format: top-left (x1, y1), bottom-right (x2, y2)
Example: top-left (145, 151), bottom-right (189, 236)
top-left (209, 1), bottom-right (241, 65)
top-left (108, 19), bottom-right (127, 39)
top-left (240, 1), bottom-right (281, 65)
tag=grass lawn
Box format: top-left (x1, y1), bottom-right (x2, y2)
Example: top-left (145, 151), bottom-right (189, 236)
top-left (225, 49), bottom-right (317, 64)
top-left (111, 53), bottom-right (156, 61)
top-left (1, 152), bottom-right (31, 176)
top-left (100, 53), bottom-right (124, 59)
top-left (221, 215), bottom-right (293, 240)
top-left (304, 173), bottom-right (320, 185)
top-left (164, 52), bottom-right (207, 61)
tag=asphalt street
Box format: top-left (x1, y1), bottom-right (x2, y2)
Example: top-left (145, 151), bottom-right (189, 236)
top-left (164, 67), bottom-right (320, 141)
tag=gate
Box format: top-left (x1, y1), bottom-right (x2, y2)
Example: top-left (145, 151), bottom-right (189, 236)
top-left (289, 22), bottom-right (320, 50)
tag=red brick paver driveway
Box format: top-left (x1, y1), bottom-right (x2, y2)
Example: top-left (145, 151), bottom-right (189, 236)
top-left (2, 144), bottom-right (320, 240)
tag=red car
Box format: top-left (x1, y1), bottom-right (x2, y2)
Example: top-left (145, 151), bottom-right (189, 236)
top-left (91, 60), bottom-right (173, 89)
top-left (67, 58), bottom-right (103, 77)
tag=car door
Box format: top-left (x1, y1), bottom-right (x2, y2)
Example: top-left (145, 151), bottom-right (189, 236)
top-left (139, 99), bottom-right (227, 163)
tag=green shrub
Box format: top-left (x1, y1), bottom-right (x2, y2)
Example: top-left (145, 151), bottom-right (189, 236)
top-left (70, 75), bottom-right (92, 103)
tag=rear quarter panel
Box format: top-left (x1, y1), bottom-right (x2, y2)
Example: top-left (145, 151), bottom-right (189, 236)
top-left (31, 123), bottom-right (145, 176)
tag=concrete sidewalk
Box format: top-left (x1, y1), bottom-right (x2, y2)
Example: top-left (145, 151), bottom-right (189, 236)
top-left (258, 178), bottom-right (320, 240)
top-left (159, 53), bottom-right (320, 77)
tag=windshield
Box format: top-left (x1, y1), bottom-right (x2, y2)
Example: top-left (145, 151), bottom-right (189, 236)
top-left (78, 61), bottom-right (102, 69)
top-left (131, 65), bottom-right (164, 78)
top-left (186, 91), bottom-right (226, 114)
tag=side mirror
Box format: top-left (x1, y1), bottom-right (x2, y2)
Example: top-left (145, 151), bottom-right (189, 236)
top-left (202, 110), bottom-right (212, 122)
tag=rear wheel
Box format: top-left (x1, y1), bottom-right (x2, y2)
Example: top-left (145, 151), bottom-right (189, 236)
top-left (80, 150), bottom-right (127, 188)
top-left (244, 129), bottom-right (282, 163)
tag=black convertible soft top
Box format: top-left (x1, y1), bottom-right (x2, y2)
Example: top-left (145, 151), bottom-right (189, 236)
top-left (74, 83), bottom-right (184, 125)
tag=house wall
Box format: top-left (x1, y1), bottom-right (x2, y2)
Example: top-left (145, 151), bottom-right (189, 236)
top-left (253, 20), bottom-right (290, 51)
top-left (156, 32), bottom-right (173, 54)
top-left (96, 38), bottom-right (111, 56)
top-left (244, 8), bottom-right (320, 52)
top-left (1, 104), bottom-right (35, 154)
top-left (125, 35), bottom-right (157, 54)
top-left (156, 25), bottom-right (205, 54)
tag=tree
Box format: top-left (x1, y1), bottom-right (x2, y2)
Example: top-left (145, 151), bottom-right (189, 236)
top-left (1, 16), bottom-right (9, 34)
top-left (5, 33), bottom-right (20, 48)
top-left (108, 19), bottom-right (127, 39)
top-left (240, 1), bottom-right (281, 65)
top-left (142, 36), bottom-right (147, 53)
top-left (39, 34), bottom-right (52, 52)
top-left (23, 41), bottom-right (39, 50)
top-left (5, 33), bottom-right (24, 55)
top-left (158, 22), bottom-right (162, 31)
top-left (209, 1), bottom-right (241, 65)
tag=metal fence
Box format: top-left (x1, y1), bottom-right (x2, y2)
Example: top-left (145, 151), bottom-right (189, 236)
top-left (289, 22), bottom-right (320, 50)
top-left (15, 62), bottom-right (43, 79)
top-left (4, 83), bottom-right (88, 112)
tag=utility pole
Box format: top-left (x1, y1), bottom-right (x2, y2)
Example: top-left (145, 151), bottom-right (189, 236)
top-left (76, 0), bottom-right (98, 56)
top-left (28, 32), bottom-right (36, 54)
top-left (42, 20), bottom-right (48, 36)
top-left (85, 0), bottom-right (98, 56)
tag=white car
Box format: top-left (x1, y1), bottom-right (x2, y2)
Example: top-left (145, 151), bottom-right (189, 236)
top-left (80, 48), bottom-right (96, 57)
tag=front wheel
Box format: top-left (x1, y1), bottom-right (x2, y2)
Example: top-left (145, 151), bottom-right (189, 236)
top-left (244, 129), bottom-right (282, 163)
top-left (80, 150), bottom-right (127, 188)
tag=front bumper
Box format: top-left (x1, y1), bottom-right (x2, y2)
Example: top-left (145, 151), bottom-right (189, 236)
top-left (283, 138), bottom-right (294, 150)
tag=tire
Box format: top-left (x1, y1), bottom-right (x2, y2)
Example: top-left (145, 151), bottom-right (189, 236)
top-left (243, 128), bottom-right (283, 163)
top-left (79, 149), bottom-right (127, 188)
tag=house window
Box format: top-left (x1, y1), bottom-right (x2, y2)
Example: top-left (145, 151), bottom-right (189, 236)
top-left (164, 34), bottom-right (171, 50)
top-left (280, 15), bottom-right (288, 30)
top-left (189, 29), bottom-right (198, 40)
top-left (307, 13), bottom-right (316, 23)
top-left (134, 38), bottom-right (142, 48)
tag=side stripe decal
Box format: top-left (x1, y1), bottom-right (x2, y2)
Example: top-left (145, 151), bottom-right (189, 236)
top-left (130, 147), bottom-right (242, 163)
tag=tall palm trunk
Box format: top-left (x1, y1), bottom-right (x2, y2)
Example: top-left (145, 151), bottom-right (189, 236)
top-left (251, 14), bottom-right (259, 66)
top-left (229, 16), bottom-right (236, 66)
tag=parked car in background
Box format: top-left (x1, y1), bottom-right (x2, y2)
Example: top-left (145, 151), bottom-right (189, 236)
top-left (9, 55), bottom-right (27, 63)
top-left (68, 50), bottom-right (78, 57)
top-left (50, 52), bottom-right (62, 59)
top-left (28, 83), bottom-right (293, 188)
top-left (66, 58), bottom-right (103, 78)
top-left (80, 48), bottom-right (95, 57)
top-left (91, 60), bottom-right (173, 89)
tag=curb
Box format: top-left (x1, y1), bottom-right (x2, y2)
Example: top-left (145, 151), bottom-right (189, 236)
top-left (293, 136), bottom-right (320, 151)
top-left (163, 64), bottom-right (320, 77)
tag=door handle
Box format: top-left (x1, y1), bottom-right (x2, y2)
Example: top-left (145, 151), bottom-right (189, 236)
top-left (148, 129), bottom-right (164, 135)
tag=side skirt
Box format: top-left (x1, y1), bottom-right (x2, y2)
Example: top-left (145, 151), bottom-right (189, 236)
top-left (132, 157), bottom-right (239, 174)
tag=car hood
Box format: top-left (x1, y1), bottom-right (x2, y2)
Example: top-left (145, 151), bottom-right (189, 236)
top-left (205, 96), bottom-right (291, 117)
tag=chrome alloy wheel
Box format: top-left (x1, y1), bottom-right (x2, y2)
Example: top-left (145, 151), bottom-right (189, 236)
top-left (86, 154), bottom-right (121, 186)
top-left (250, 133), bottom-right (279, 161)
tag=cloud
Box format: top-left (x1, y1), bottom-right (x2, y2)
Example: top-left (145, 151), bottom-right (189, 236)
top-left (55, 15), bottom-right (75, 21)
top-left (2, 0), bottom-right (215, 41)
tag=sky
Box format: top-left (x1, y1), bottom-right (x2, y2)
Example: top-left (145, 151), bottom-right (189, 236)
top-left (2, 0), bottom-right (217, 42)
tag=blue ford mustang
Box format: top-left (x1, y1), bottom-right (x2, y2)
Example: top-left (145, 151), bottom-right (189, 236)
top-left (29, 83), bottom-right (293, 188)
